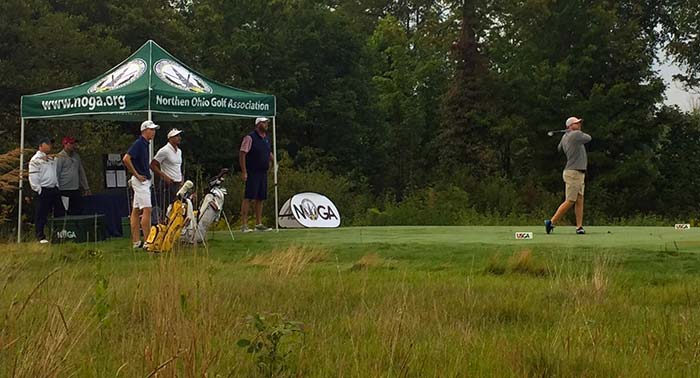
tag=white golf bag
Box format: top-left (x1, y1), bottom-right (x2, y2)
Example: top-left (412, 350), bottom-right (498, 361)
top-left (181, 168), bottom-right (230, 244)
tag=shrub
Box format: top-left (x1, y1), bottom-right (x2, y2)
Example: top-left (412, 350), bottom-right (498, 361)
top-left (0, 148), bottom-right (33, 236)
top-left (360, 186), bottom-right (472, 226)
top-left (237, 313), bottom-right (304, 378)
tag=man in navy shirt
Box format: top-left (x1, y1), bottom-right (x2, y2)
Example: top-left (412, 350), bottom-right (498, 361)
top-left (239, 117), bottom-right (273, 232)
top-left (123, 120), bottom-right (159, 248)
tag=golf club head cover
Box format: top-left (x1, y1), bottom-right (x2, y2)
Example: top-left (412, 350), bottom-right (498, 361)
top-left (176, 180), bottom-right (194, 199)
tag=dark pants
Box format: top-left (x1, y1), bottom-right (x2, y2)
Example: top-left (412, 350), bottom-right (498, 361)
top-left (155, 180), bottom-right (181, 222)
top-left (60, 189), bottom-right (82, 215)
top-left (35, 187), bottom-right (65, 240)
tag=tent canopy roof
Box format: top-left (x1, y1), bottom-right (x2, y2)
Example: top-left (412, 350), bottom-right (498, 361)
top-left (21, 40), bottom-right (275, 121)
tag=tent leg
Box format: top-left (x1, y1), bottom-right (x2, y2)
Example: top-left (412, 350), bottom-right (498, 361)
top-left (273, 117), bottom-right (279, 232)
top-left (17, 117), bottom-right (25, 243)
top-left (148, 111), bottom-right (154, 177)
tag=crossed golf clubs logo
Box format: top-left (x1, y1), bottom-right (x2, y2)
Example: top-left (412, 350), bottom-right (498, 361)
top-left (154, 59), bottom-right (212, 93)
top-left (88, 59), bottom-right (147, 94)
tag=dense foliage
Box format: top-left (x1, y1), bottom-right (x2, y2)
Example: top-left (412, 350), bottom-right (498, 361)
top-left (1, 0), bottom-right (699, 227)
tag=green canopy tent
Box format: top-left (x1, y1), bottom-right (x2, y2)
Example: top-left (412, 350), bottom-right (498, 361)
top-left (18, 40), bottom-right (279, 242)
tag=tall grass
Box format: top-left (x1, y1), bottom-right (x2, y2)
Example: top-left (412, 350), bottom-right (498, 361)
top-left (248, 245), bottom-right (329, 277)
top-left (0, 240), bottom-right (699, 377)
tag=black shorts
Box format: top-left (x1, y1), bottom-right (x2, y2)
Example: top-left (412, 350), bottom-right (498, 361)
top-left (244, 172), bottom-right (268, 200)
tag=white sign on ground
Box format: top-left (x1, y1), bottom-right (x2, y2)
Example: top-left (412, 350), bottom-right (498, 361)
top-left (278, 192), bottom-right (341, 228)
top-left (674, 224), bottom-right (691, 230)
top-left (514, 232), bottom-right (533, 240)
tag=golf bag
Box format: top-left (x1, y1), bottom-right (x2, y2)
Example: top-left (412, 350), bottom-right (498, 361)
top-left (181, 168), bottom-right (229, 244)
top-left (145, 181), bottom-right (194, 253)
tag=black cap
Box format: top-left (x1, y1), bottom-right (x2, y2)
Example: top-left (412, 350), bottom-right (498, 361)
top-left (37, 137), bottom-right (54, 147)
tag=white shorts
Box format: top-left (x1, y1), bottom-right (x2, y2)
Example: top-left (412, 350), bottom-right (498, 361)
top-left (131, 176), bottom-right (152, 209)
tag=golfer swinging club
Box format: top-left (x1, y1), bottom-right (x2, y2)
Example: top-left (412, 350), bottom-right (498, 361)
top-left (545, 116), bottom-right (591, 235)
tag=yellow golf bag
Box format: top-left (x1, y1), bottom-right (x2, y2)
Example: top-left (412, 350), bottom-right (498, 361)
top-left (145, 181), bottom-right (193, 253)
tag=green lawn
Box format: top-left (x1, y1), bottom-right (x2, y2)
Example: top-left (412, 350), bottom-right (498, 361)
top-left (2, 226), bottom-right (700, 377)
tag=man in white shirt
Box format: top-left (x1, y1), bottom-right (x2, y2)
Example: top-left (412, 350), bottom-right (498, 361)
top-left (28, 137), bottom-right (64, 243)
top-left (150, 128), bottom-right (183, 221)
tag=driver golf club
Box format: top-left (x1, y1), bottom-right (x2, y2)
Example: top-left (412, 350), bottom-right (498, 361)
top-left (547, 129), bottom-right (567, 137)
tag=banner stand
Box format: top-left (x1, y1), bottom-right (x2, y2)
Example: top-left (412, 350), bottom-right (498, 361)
top-left (278, 192), bottom-right (340, 228)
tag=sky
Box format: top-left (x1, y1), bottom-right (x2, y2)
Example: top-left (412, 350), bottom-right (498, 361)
top-left (656, 58), bottom-right (699, 112)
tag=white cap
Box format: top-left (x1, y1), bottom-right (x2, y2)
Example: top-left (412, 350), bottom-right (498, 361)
top-left (565, 117), bottom-right (583, 127)
top-left (255, 117), bottom-right (269, 125)
top-left (140, 120), bottom-right (160, 131)
top-left (167, 128), bottom-right (183, 138)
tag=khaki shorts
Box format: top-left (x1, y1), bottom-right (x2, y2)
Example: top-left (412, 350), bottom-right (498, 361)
top-left (563, 170), bottom-right (585, 202)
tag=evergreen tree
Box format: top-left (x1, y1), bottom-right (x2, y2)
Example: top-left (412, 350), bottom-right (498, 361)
top-left (437, 0), bottom-right (497, 177)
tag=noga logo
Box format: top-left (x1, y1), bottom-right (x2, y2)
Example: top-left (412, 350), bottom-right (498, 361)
top-left (293, 198), bottom-right (338, 222)
top-left (281, 192), bottom-right (341, 228)
top-left (56, 229), bottom-right (77, 239)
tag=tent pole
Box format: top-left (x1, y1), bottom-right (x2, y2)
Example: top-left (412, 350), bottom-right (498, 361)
top-left (17, 117), bottom-right (25, 243)
top-left (148, 111), bottom-right (154, 176)
top-left (147, 41), bottom-right (154, 177)
top-left (273, 116), bottom-right (279, 232)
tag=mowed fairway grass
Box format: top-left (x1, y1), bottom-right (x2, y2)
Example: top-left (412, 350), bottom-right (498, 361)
top-left (2, 226), bottom-right (700, 377)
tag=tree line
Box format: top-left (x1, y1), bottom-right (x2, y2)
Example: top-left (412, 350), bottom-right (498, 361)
top-left (1, 0), bottom-right (699, 226)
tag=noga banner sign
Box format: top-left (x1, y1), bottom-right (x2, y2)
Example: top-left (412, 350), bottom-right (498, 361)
top-left (278, 192), bottom-right (341, 228)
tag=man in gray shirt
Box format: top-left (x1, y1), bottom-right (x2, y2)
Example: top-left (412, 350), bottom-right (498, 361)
top-left (56, 136), bottom-right (91, 215)
top-left (545, 117), bottom-right (591, 235)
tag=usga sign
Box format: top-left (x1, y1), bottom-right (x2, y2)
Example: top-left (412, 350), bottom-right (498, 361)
top-left (514, 232), bottom-right (533, 240)
top-left (675, 224), bottom-right (691, 230)
top-left (278, 192), bottom-right (341, 228)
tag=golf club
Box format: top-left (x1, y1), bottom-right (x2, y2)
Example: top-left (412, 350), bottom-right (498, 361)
top-left (547, 129), bottom-right (567, 137)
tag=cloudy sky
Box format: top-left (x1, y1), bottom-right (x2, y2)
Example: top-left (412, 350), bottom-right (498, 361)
top-left (656, 57), bottom-right (699, 112)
